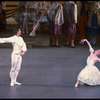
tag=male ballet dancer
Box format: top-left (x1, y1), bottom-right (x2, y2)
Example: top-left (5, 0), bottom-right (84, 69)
top-left (0, 28), bottom-right (27, 86)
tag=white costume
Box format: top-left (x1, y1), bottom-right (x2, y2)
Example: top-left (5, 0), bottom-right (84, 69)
top-left (77, 56), bottom-right (100, 86)
top-left (0, 35), bottom-right (27, 86)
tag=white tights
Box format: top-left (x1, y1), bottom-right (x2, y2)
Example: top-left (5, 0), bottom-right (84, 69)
top-left (10, 53), bottom-right (22, 86)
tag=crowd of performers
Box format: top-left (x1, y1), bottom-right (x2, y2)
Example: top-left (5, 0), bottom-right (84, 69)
top-left (1, 1), bottom-right (100, 47)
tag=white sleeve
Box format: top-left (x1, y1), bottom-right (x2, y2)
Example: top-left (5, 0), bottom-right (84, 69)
top-left (0, 36), bottom-right (15, 43)
top-left (0, 38), bottom-right (6, 43)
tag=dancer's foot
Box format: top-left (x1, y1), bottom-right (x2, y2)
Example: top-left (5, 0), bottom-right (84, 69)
top-left (30, 33), bottom-right (33, 36)
top-left (71, 44), bottom-right (75, 48)
top-left (71, 45), bottom-right (75, 48)
top-left (14, 81), bottom-right (21, 85)
top-left (30, 32), bottom-right (35, 37)
top-left (10, 81), bottom-right (14, 86)
top-left (75, 82), bottom-right (78, 88)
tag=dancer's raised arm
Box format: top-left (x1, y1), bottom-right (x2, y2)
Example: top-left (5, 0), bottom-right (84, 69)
top-left (81, 39), bottom-right (94, 53)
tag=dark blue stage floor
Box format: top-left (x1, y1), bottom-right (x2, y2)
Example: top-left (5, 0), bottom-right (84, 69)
top-left (0, 45), bottom-right (100, 99)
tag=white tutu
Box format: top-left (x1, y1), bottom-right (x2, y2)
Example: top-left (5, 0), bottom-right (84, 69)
top-left (77, 57), bottom-right (100, 86)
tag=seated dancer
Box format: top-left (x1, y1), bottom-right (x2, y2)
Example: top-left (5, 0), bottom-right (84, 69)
top-left (29, 1), bottom-right (49, 37)
top-left (75, 39), bottom-right (100, 87)
top-left (30, 7), bottom-right (49, 36)
top-left (13, 6), bottom-right (28, 34)
top-left (0, 28), bottom-right (27, 86)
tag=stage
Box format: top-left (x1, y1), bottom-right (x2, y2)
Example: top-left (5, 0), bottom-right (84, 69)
top-left (0, 45), bottom-right (100, 99)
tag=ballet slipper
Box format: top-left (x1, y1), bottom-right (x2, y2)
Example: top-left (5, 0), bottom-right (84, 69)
top-left (75, 83), bottom-right (78, 88)
top-left (10, 81), bottom-right (14, 86)
top-left (14, 81), bottom-right (21, 85)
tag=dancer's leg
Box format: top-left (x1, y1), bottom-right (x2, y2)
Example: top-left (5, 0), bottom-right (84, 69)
top-left (54, 35), bottom-right (60, 47)
top-left (75, 80), bottom-right (80, 87)
top-left (30, 20), bottom-right (40, 36)
top-left (14, 56), bottom-right (22, 85)
top-left (10, 54), bottom-right (18, 86)
top-left (51, 34), bottom-right (55, 46)
top-left (71, 35), bottom-right (75, 48)
top-left (66, 34), bottom-right (70, 45)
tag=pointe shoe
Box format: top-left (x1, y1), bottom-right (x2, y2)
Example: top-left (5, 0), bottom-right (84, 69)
top-left (14, 81), bottom-right (21, 85)
top-left (10, 81), bottom-right (14, 86)
top-left (75, 83), bottom-right (78, 88)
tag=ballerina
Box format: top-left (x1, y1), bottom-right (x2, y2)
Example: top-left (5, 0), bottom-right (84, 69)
top-left (75, 39), bottom-right (100, 87)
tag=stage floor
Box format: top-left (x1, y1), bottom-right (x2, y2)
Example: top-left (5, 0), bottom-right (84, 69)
top-left (0, 45), bottom-right (100, 99)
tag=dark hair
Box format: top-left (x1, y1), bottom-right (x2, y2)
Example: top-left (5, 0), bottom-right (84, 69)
top-left (13, 26), bottom-right (22, 35)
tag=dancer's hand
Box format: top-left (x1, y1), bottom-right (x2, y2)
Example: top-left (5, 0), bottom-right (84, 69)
top-left (89, 48), bottom-right (94, 52)
top-left (81, 39), bottom-right (87, 43)
top-left (20, 51), bottom-right (25, 56)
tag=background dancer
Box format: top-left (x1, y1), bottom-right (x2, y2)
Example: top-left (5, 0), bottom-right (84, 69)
top-left (87, 1), bottom-right (100, 45)
top-left (49, 2), bottom-right (64, 47)
top-left (63, 1), bottom-right (77, 48)
top-left (30, 2), bottom-right (49, 37)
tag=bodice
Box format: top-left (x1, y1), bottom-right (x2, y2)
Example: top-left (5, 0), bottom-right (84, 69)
top-left (87, 57), bottom-right (95, 67)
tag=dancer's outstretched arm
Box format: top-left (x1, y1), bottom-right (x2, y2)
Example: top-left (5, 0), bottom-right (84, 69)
top-left (0, 36), bottom-right (14, 44)
top-left (81, 39), bottom-right (94, 53)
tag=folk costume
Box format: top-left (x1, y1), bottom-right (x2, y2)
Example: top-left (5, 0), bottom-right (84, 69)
top-left (77, 1), bottom-right (89, 44)
top-left (87, 1), bottom-right (100, 44)
top-left (49, 2), bottom-right (64, 47)
top-left (64, 1), bottom-right (77, 47)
